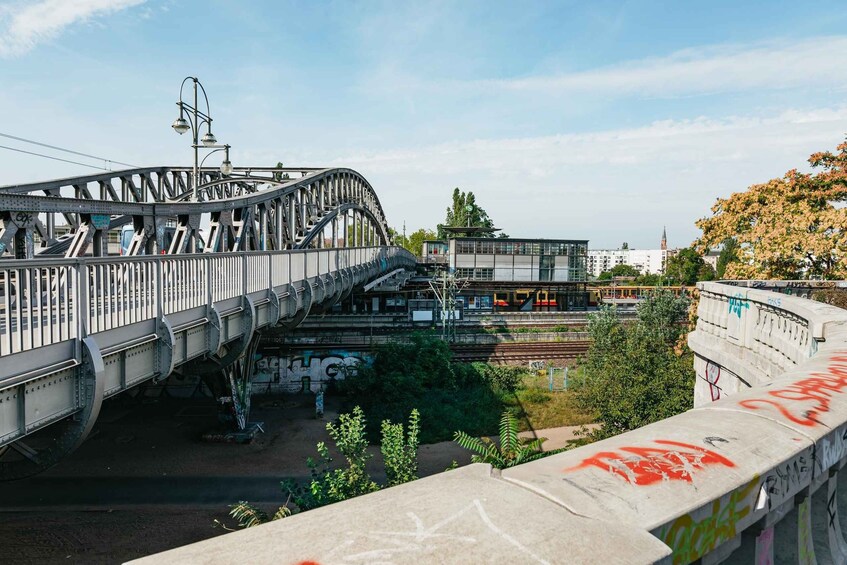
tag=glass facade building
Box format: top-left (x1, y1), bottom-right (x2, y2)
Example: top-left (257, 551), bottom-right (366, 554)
top-left (447, 237), bottom-right (588, 282)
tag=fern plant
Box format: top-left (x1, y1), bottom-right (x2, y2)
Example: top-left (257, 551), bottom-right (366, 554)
top-left (214, 500), bottom-right (292, 530)
top-left (453, 410), bottom-right (549, 469)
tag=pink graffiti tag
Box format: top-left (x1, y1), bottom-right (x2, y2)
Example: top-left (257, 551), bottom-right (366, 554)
top-left (565, 440), bottom-right (735, 485)
top-left (706, 362), bottom-right (721, 402)
top-left (738, 354), bottom-right (847, 426)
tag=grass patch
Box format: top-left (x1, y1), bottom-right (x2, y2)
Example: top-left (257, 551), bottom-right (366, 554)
top-left (506, 389), bottom-right (596, 431)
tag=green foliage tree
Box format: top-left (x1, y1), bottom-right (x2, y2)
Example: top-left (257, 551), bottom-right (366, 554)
top-left (381, 409), bottom-right (420, 487)
top-left (340, 333), bottom-right (502, 443)
top-left (272, 161), bottom-right (290, 182)
top-left (634, 273), bottom-right (667, 286)
top-left (453, 411), bottom-right (549, 469)
top-left (715, 238), bottom-right (739, 279)
top-left (393, 228), bottom-right (438, 256)
top-left (597, 263), bottom-right (641, 281)
top-left (438, 187), bottom-right (502, 238)
top-left (573, 291), bottom-right (695, 442)
top-left (665, 247), bottom-right (713, 285)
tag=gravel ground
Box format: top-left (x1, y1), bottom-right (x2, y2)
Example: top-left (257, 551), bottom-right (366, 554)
top-left (0, 393), bottom-right (585, 564)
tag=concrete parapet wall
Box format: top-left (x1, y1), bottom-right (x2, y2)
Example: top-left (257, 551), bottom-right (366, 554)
top-left (133, 281), bottom-right (847, 564)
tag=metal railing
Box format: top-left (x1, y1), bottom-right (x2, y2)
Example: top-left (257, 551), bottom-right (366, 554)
top-left (0, 247), bottom-right (411, 358)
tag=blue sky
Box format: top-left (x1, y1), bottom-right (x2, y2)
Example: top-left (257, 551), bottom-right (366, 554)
top-left (2, 0), bottom-right (847, 248)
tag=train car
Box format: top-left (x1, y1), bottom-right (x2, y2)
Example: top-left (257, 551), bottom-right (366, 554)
top-left (587, 285), bottom-right (692, 307)
top-left (492, 289), bottom-right (560, 311)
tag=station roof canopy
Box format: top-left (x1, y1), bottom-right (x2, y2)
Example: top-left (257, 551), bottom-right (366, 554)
top-left (440, 226), bottom-right (501, 236)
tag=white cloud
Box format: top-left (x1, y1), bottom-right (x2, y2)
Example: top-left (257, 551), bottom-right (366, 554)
top-left (332, 107), bottom-right (847, 247)
top-left (0, 0), bottom-right (145, 57)
top-left (479, 36), bottom-right (847, 98)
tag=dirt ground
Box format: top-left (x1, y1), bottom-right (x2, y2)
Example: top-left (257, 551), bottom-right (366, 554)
top-left (0, 393), bottom-right (586, 564)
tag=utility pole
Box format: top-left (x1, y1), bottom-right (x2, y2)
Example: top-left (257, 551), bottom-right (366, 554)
top-left (429, 270), bottom-right (467, 343)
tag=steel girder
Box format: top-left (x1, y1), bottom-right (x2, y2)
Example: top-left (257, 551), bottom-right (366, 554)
top-left (0, 166), bottom-right (393, 259)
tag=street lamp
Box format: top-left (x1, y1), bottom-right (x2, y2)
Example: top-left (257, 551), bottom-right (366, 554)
top-left (171, 76), bottom-right (231, 201)
top-left (199, 144), bottom-right (233, 175)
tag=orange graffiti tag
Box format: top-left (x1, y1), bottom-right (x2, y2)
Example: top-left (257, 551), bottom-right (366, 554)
top-left (738, 354), bottom-right (847, 426)
top-left (565, 440), bottom-right (735, 485)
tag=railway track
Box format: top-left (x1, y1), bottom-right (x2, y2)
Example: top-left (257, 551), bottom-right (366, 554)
top-left (451, 341), bottom-right (590, 364)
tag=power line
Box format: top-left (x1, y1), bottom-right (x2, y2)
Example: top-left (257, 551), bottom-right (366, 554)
top-left (0, 131), bottom-right (139, 168)
top-left (0, 144), bottom-right (110, 171)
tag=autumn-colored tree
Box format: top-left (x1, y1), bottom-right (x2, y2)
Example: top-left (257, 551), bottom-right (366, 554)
top-left (696, 140), bottom-right (847, 279)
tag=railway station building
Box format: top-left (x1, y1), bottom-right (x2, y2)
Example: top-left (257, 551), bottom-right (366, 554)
top-left (420, 235), bottom-right (590, 312)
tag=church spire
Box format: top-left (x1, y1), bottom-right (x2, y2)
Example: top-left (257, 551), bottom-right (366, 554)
top-left (661, 226), bottom-right (667, 251)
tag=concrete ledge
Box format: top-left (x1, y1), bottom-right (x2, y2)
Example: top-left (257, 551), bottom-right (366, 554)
top-left (128, 464), bottom-right (672, 565)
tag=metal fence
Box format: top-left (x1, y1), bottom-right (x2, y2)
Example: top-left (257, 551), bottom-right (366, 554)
top-left (0, 247), bottom-right (407, 357)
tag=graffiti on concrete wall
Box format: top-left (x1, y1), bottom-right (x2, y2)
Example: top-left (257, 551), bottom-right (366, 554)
top-left (798, 497), bottom-right (815, 564)
top-left (826, 475), bottom-right (847, 562)
top-left (815, 426), bottom-right (847, 477)
top-left (728, 293), bottom-right (749, 319)
top-left (564, 440), bottom-right (735, 486)
top-left (755, 527), bottom-right (774, 565)
top-left (705, 361), bottom-right (721, 402)
top-left (737, 353), bottom-right (847, 426)
top-left (657, 477), bottom-right (757, 564)
top-left (757, 449), bottom-right (811, 512)
top-left (254, 350), bottom-right (371, 393)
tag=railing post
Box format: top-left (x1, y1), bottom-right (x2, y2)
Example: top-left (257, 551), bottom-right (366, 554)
top-left (206, 255), bottom-right (212, 308)
top-left (76, 260), bottom-right (85, 359)
top-left (155, 258), bottom-right (163, 319)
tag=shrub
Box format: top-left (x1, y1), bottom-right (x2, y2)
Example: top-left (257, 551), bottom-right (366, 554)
top-left (473, 363), bottom-right (524, 393)
top-left (221, 406), bottom-right (423, 529)
top-left (284, 406), bottom-right (379, 511)
top-left (341, 334), bottom-right (504, 443)
top-left (381, 409), bottom-right (420, 487)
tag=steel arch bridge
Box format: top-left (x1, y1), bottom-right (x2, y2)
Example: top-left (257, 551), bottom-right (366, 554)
top-left (0, 166), bottom-right (416, 479)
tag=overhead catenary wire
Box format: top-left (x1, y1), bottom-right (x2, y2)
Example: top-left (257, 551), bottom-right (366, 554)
top-left (0, 144), bottom-right (110, 171)
top-left (0, 131), bottom-right (139, 168)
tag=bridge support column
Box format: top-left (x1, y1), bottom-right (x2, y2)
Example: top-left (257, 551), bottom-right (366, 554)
top-left (0, 337), bottom-right (105, 480)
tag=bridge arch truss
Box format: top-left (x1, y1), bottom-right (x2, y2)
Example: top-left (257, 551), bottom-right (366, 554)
top-left (0, 166), bottom-right (415, 479)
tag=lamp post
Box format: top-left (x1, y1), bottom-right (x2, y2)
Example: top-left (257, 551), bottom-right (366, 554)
top-left (171, 77), bottom-right (231, 201)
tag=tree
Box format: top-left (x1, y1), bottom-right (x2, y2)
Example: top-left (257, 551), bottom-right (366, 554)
top-left (438, 188), bottom-right (501, 238)
top-left (696, 140), bottom-right (847, 279)
top-left (715, 238), bottom-right (739, 279)
top-left (272, 161), bottom-right (290, 182)
top-left (665, 247), bottom-right (713, 285)
top-left (573, 292), bottom-right (695, 442)
top-left (597, 263), bottom-right (641, 281)
top-left (394, 228), bottom-right (437, 256)
top-left (453, 411), bottom-right (549, 469)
